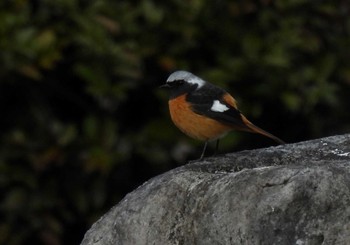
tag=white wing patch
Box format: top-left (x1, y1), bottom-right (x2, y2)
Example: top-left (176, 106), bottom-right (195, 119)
top-left (211, 100), bottom-right (229, 112)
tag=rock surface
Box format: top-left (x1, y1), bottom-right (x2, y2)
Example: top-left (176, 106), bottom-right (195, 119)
top-left (81, 134), bottom-right (350, 245)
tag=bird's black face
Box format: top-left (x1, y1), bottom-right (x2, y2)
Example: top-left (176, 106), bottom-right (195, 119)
top-left (161, 79), bottom-right (197, 99)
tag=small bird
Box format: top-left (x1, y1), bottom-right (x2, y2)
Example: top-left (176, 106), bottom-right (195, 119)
top-left (161, 70), bottom-right (285, 160)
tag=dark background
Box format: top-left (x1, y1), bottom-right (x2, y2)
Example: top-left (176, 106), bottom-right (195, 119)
top-left (1, 0), bottom-right (350, 244)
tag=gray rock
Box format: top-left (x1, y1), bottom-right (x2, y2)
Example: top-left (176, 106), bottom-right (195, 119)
top-left (81, 134), bottom-right (350, 245)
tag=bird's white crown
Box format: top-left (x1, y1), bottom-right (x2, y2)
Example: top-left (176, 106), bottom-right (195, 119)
top-left (167, 71), bottom-right (205, 89)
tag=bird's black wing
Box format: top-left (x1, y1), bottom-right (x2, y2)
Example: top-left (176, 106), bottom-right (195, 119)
top-left (186, 84), bottom-right (286, 143)
top-left (191, 102), bottom-right (249, 130)
top-left (186, 85), bottom-right (249, 130)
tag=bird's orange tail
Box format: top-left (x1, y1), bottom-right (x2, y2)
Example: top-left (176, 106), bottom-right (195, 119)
top-left (240, 115), bottom-right (285, 144)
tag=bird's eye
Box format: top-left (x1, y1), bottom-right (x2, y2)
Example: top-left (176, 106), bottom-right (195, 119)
top-left (166, 80), bottom-right (184, 88)
top-left (176, 80), bottom-right (185, 85)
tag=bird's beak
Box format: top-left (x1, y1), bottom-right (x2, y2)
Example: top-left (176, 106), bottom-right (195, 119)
top-left (159, 84), bottom-right (170, 89)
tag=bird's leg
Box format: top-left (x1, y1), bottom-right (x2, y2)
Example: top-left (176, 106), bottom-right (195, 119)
top-left (200, 141), bottom-right (208, 160)
top-left (214, 139), bottom-right (220, 156)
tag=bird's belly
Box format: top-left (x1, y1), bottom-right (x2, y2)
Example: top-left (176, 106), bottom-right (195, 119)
top-left (169, 95), bottom-right (232, 141)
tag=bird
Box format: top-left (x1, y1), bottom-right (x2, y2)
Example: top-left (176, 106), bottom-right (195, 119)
top-left (160, 70), bottom-right (285, 160)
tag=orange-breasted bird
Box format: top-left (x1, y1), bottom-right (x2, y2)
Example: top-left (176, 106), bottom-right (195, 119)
top-left (161, 70), bottom-right (285, 160)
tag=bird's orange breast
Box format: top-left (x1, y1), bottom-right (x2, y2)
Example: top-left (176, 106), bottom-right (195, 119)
top-left (169, 94), bottom-right (232, 141)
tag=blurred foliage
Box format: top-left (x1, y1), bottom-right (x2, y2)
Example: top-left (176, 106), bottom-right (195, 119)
top-left (1, 0), bottom-right (350, 244)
